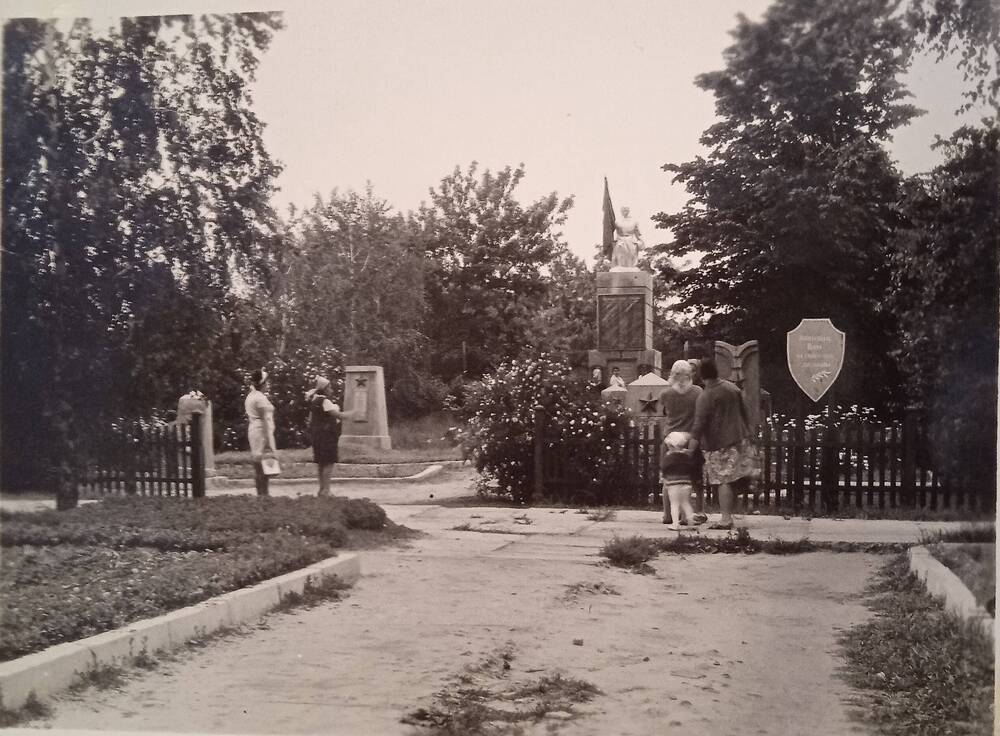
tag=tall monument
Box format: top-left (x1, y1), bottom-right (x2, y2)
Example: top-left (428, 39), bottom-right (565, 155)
top-left (589, 180), bottom-right (661, 383)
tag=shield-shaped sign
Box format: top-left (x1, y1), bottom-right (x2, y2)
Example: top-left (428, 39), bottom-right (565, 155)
top-left (787, 319), bottom-right (845, 402)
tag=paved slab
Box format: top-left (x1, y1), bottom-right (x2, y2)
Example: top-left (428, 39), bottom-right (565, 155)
top-left (28, 547), bottom-right (881, 736)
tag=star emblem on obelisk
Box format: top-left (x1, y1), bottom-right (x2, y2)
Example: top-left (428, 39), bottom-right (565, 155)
top-left (638, 392), bottom-right (658, 414)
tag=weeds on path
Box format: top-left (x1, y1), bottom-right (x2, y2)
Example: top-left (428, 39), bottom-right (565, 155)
top-left (272, 574), bottom-right (350, 614)
top-left (600, 529), bottom-right (909, 572)
top-left (402, 643), bottom-right (601, 735)
top-left (0, 693), bottom-right (50, 728)
top-left (838, 555), bottom-right (994, 736)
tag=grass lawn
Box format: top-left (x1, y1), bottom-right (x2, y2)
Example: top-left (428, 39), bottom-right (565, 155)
top-left (839, 555), bottom-right (994, 736)
top-left (216, 413), bottom-right (462, 477)
top-left (0, 495), bottom-right (416, 662)
top-left (928, 543), bottom-right (995, 610)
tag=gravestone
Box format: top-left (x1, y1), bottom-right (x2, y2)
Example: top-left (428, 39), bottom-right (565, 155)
top-left (175, 391), bottom-right (215, 474)
top-left (714, 340), bottom-right (762, 429)
top-left (341, 366), bottom-right (391, 450)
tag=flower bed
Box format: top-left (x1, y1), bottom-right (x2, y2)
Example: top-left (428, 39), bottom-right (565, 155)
top-left (0, 495), bottom-right (404, 662)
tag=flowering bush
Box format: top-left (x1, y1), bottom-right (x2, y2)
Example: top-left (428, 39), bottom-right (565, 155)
top-left (765, 404), bottom-right (887, 433)
top-left (459, 354), bottom-right (631, 504)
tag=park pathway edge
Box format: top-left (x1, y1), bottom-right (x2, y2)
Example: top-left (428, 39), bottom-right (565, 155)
top-left (907, 545), bottom-right (994, 643)
top-left (0, 554), bottom-right (360, 711)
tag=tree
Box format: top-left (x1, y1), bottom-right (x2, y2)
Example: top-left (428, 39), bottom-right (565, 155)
top-left (416, 163), bottom-right (574, 381)
top-left (889, 124), bottom-right (998, 487)
top-left (284, 187), bottom-right (439, 416)
top-left (907, 0), bottom-right (1000, 111)
top-left (2, 14), bottom-right (283, 503)
top-left (652, 0), bottom-right (920, 411)
top-left (525, 249), bottom-right (596, 359)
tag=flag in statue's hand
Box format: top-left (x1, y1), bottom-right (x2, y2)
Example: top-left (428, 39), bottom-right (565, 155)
top-left (602, 178), bottom-right (616, 262)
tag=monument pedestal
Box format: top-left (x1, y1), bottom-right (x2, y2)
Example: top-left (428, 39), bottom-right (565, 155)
top-left (589, 269), bottom-right (661, 384)
top-left (626, 372), bottom-right (670, 431)
top-left (341, 366), bottom-right (392, 450)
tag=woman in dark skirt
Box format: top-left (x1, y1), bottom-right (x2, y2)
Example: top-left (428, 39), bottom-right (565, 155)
top-left (305, 376), bottom-right (351, 496)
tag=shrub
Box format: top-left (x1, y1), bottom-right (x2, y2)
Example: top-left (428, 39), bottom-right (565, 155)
top-left (264, 346), bottom-right (346, 449)
top-left (458, 354), bottom-right (630, 504)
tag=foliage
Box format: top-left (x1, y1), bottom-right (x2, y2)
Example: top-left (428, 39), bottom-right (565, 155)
top-left (265, 345), bottom-right (345, 449)
top-left (652, 0), bottom-right (920, 412)
top-left (458, 354), bottom-right (629, 504)
top-left (927, 542), bottom-right (995, 609)
top-left (2, 14), bottom-right (283, 500)
top-left (0, 494), bottom-right (387, 549)
top-left (0, 494), bottom-right (396, 661)
top-left (888, 125), bottom-right (998, 490)
top-left (416, 163), bottom-right (574, 380)
top-left (526, 250), bottom-right (596, 357)
top-left (921, 522), bottom-right (996, 544)
top-left (839, 555), bottom-right (994, 735)
top-left (402, 646), bottom-right (600, 736)
top-left (283, 188), bottom-right (443, 418)
top-left (599, 535), bottom-right (663, 570)
top-left (907, 0), bottom-right (1000, 111)
top-left (600, 530), bottom-right (910, 569)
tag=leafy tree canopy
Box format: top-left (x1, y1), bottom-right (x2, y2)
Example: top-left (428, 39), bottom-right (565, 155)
top-left (652, 0), bottom-right (920, 410)
top-left (415, 163), bottom-right (573, 380)
top-left (2, 13), bottom-right (283, 496)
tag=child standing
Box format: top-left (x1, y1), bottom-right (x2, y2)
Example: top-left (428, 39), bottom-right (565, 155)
top-left (660, 431), bottom-right (701, 531)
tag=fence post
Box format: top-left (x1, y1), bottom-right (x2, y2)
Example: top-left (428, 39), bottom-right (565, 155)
top-left (820, 426), bottom-right (839, 514)
top-left (191, 413), bottom-right (206, 498)
top-left (533, 405), bottom-right (544, 501)
top-left (901, 406), bottom-right (918, 508)
top-left (792, 395), bottom-right (805, 513)
top-left (125, 422), bottom-right (137, 495)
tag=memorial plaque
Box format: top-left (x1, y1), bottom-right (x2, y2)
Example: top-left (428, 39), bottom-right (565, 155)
top-left (787, 319), bottom-right (845, 402)
top-left (598, 294), bottom-right (643, 350)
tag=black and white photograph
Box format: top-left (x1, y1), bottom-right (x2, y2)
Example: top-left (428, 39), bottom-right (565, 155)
top-left (1, 0), bottom-right (996, 734)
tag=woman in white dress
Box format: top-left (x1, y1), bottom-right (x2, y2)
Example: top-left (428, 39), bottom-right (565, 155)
top-left (245, 368), bottom-right (277, 496)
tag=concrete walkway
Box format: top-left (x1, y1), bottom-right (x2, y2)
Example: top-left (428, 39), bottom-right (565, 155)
top-left (2, 469), bottom-right (981, 735)
top-left (1, 467), bottom-right (972, 546)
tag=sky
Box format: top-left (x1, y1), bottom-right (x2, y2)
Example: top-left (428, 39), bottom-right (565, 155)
top-left (10, 0), bottom-right (982, 266)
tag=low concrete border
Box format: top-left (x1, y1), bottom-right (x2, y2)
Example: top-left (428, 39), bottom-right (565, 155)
top-left (907, 545), bottom-right (994, 643)
top-left (0, 554), bottom-right (360, 711)
top-left (214, 462), bottom-right (449, 488)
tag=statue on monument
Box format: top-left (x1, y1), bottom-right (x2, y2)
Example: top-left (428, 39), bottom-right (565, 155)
top-left (611, 206), bottom-right (643, 270)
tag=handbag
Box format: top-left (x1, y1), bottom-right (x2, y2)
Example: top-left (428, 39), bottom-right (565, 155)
top-left (261, 456), bottom-right (282, 476)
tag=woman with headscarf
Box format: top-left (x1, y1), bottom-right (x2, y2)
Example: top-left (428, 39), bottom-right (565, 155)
top-left (659, 360), bottom-right (708, 525)
top-left (245, 368), bottom-right (278, 497)
top-left (305, 376), bottom-right (351, 497)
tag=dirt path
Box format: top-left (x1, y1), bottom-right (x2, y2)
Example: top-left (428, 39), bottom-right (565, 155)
top-left (36, 524), bottom-right (879, 735)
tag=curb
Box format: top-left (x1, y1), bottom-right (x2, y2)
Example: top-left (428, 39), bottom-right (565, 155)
top-left (907, 545), bottom-right (994, 643)
top-left (212, 462), bottom-right (453, 489)
top-left (0, 554), bottom-right (360, 711)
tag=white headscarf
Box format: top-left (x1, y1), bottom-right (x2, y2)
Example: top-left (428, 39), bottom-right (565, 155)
top-left (666, 359), bottom-right (694, 391)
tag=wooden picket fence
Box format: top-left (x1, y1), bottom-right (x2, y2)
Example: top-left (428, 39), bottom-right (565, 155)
top-left (81, 414), bottom-right (206, 498)
top-left (533, 408), bottom-right (993, 512)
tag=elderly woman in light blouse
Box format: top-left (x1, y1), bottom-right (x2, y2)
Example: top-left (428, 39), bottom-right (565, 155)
top-left (245, 368), bottom-right (277, 496)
